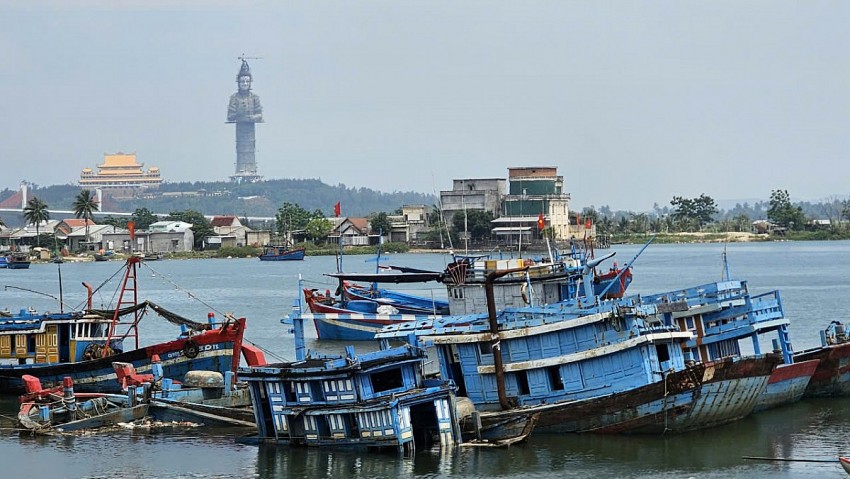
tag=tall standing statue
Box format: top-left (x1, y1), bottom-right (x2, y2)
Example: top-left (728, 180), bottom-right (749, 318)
top-left (227, 58), bottom-right (263, 182)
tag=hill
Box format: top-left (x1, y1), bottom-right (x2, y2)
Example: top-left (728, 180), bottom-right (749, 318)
top-left (0, 179), bottom-right (436, 219)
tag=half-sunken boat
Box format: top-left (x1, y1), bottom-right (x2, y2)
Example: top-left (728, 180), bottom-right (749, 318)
top-left (794, 320), bottom-right (850, 397)
top-left (377, 265), bottom-right (781, 434)
top-left (113, 357), bottom-right (257, 427)
top-left (0, 256), bottom-right (264, 393)
top-left (17, 375), bottom-right (148, 434)
top-left (636, 276), bottom-right (818, 412)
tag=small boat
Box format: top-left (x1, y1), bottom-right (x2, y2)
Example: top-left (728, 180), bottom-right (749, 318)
top-left (113, 359), bottom-right (256, 427)
top-left (5, 252), bottom-right (31, 269)
top-left (0, 255), bottom-right (7, 268)
top-left (345, 282), bottom-right (450, 315)
top-left (258, 245), bottom-right (305, 261)
top-left (17, 375), bottom-right (148, 434)
top-left (840, 456), bottom-right (850, 474)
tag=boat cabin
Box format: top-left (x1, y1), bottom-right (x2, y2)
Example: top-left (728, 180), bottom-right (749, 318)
top-left (239, 343), bottom-right (461, 453)
top-left (0, 310), bottom-right (120, 365)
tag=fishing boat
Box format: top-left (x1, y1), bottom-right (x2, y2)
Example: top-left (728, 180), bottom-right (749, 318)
top-left (113, 359), bottom-right (256, 427)
top-left (5, 252), bottom-right (31, 269)
top-left (0, 256), bottom-right (265, 394)
top-left (238, 298), bottom-right (534, 450)
top-left (636, 277), bottom-right (819, 412)
top-left (17, 375), bottom-right (148, 434)
top-left (258, 245), bottom-right (305, 261)
top-left (794, 321), bottom-right (850, 397)
top-left (377, 266), bottom-right (782, 434)
top-left (344, 282), bottom-right (450, 315)
top-left (300, 240), bottom-right (643, 341)
top-left (301, 268), bottom-right (448, 340)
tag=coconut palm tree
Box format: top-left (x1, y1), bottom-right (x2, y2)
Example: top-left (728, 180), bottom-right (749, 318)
top-left (72, 189), bottom-right (99, 245)
top-left (23, 197), bottom-right (50, 246)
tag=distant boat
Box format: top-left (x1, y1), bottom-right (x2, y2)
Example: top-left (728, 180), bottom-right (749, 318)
top-left (0, 256), bottom-right (6, 268)
top-left (5, 252), bottom-right (31, 269)
top-left (258, 245), bottom-right (305, 261)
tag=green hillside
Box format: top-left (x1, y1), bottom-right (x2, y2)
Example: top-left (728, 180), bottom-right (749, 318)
top-left (0, 179), bottom-right (436, 218)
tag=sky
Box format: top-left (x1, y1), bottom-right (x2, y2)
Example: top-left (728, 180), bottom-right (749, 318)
top-left (1, 1), bottom-right (848, 212)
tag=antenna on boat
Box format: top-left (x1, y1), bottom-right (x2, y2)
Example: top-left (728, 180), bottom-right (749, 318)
top-left (595, 234), bottom-right (656, 300)
top-left (721, 245), bottom-right (731, 281)
top-left (57, 260), bottom-right (64, 313)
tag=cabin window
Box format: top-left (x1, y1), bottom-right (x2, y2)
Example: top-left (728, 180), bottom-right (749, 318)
top-left (685, 317), bottom-right (695, 331)
top-left (27, 335), bottom-right (36, 354)
top-left (371, 367), bottom-right (404, 393)
top-left (478, 342), bottom-right (493, 356)
top-left (547, 366), bottom-right (564, 391)
top-left (656, 344), bottom-right (670, 363)
top-left (516, 371), bottom-right (530, 396)
top-left (91, 323), bottom-right (106, 338)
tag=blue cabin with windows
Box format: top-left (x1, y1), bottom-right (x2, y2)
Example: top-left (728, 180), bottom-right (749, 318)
top-left (238, 343), bottom-right (461, 453)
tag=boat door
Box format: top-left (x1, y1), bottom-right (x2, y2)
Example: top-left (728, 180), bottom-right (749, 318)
top-left (441, 345), bottom-right (468, 396)
top-left (58, 324), bottom-right (70, 363)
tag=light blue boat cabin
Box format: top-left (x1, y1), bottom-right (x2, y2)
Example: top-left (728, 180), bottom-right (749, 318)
top-left (239, 343), bottom-right (461, 453)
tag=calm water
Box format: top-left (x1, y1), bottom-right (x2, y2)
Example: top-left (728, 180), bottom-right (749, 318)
top-left (2, 242), bottom-right (850, 478)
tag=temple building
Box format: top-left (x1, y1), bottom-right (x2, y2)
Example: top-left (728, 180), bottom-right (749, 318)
top-left (79, 153), bottom-right (162, 193)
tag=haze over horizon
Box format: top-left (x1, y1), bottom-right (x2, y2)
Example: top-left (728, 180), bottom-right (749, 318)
top-left (2, 2), bottom-right (848, 212)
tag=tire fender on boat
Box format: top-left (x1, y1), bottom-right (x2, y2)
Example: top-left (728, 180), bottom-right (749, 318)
top-left (182, 340), bottom-right (199, 359)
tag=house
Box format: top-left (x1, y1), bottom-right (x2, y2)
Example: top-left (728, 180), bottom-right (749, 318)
top-left (146, 221), bottom-right (195, 252)
top-left (207, 215), bottom-right (252, 249)
top-left (328, 217), bottom-right (371, 246)
top-left (66, 224), bottom-right (118, 252)
top-left (388, 205), bottom-right (433, 243)
top-left (439, 178), bottom-right (505, 226)
top-left (55, 219), bottom-right (96, 236)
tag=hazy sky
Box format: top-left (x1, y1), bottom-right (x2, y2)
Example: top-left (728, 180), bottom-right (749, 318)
top-left (2, 1), bottom-right (848, 211)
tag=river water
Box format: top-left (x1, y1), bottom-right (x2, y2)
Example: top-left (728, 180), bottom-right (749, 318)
top-left (2, 241), bottom-right (850, 478)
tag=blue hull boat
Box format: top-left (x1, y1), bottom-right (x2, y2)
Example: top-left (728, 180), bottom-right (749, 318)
top-left (377, 264), bottom-right (782, 434)
top-left (258, 246), bottom-right (305, 261)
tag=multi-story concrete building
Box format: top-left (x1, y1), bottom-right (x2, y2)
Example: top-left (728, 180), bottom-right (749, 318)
top-left (439, 178), bottom-right (505, 226)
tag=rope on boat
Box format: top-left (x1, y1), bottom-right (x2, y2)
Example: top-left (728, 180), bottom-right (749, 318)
top-left (141, 262), bottom-right (227, 318)
top-left (243, 339), bottom-right (290, 363)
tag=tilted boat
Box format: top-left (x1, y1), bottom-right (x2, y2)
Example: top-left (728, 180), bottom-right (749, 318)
top-left (635, 272), bottom-right (819, 412)
top-left (17, 375), bottom-right (148, 434)
top-left (377, 266), bottom-right (782, 434)
top-left (113, 358), bottom-right (257, 427)
top-left (0, 256), bottom-right (265, 393)
top-left (794, 320), bottom-right (850, 397)
top-left (258, 245), bottom-right (306, 261)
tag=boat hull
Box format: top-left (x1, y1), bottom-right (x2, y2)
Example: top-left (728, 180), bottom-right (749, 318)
top-left (258, 247), bottom-right (305, 261)
top-left (0, 324), bottom-right (243, 394)
top-left (752, 359), bottom-right (820, 412)
top-left (795, 342), bottom-right (850, 398)
top-left (311, 312), bottom-right (428, 341)
top-left (477, 355), bottom-right (779, 434)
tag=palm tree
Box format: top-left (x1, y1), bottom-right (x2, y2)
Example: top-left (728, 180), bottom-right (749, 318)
top-left (23, 197), bottom-right (50, 246)
top-left (72, 189), bottom-right (99, 245)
